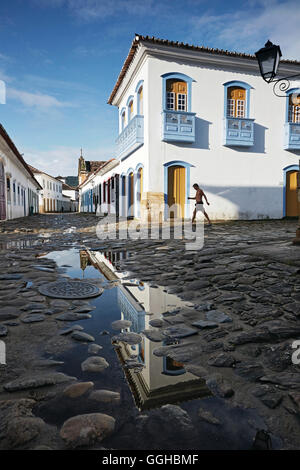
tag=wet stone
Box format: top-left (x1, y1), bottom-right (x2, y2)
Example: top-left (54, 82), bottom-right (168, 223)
top-left (50, 299), bottom-right (70, 308)
top-left (142, 329), bottom-right (165, 342)
top-left (81, 356), bottom-right (109, 373)
top-left (208, 353), bottom-right (236, 368)
top-left (60, 413), bottom-right (115, 448)
top-left (259, 372), bottom-right (300, 389)
top-left (111, 320), bottom-right (132, 330)
top-left (56, 312), bottom-right (92, 321)
top-left (4, 373), bottom-right (76, 392)
top-left (63, 382), bottom-right (94, 398)
top-left (73, 305), bottom-right (96, 314)
top-left (89, 390), bottom-right (120, 404)
top-left (0, 307), bottom-right (20, 321)
top-left (0, 325), bottom-right (8, 337)
top-left (206, 310), bottom-right (232, 324)
top-left (112, 332), bottom-right (142, 345)
top-left (252, 385), bottom-right (283, 409)
top-left (198, 408), bottom-right (220, 425)
top-left (21, 314), bottom-right (46, 323)
top-left (162, 325), bottom-right (198, 339)
top-left (88, 344), bottom-right (103, 355)
top-left (6, 416), bottom-right (47, 448)
top-left (235, 362), bottom-right (265, 381)
top-left (21, 303), bottom-right (46, 312)
top-left (58, 325), bottom-right (84, 335)
top-left (149, 319), bottom-right (164, 328)
top-left (206, 373), bottom-right (234, 398)
top-left (184, 364), bottom-right (208, 378)
top-left (0, 274), bottom-right (22, 280)
top-left (192, 320), bottom-right (218, 329)
top-left (71, 331), bottom-right (95, 342)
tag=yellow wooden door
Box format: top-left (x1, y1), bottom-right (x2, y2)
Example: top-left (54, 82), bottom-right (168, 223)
top-left (286, 170), bottom-right (299, 217)
top-left (168, 166), bottom-right (185, 218)
top-left (227, 87), bottom-right (246, 117)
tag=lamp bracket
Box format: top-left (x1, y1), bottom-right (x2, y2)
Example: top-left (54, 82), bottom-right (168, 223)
top-left (269, 73), bottom-right (300, 97)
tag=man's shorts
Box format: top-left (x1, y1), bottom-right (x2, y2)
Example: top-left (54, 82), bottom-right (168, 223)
top-left (195, 203), bottom-right (204, 213)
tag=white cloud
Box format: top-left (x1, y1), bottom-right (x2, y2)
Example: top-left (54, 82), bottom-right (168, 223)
top-left (33, 0), bottom-right (158, 21)
top-left (191, 0), bottom-right (300, 60)
top-left (7, 87), bottom-right (75, 109)
top-left (25, 145), bottom-right (114, 175)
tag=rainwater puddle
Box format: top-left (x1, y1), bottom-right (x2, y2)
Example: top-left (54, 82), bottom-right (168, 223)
top-left (0, 238), bottom-right (40, 250)
top-left (35, 247), bottom-right (276, 450)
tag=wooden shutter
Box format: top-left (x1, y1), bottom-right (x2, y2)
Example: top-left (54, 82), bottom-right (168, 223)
top-left (227, 87), bottom-right (246, 118)
top-left (138, 87), bottom-right (143, 114)
top-left (286, 170), bottom-right (299, 217)
top-left (166, 80), bottom-right (187, 111)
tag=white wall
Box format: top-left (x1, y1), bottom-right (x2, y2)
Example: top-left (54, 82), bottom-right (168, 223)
top-left (146, 55), bottom-right (300, 219)
top-left (34, 173), bottom-right (63, 212)
top-left (0, 136), bottom-right (39, 220)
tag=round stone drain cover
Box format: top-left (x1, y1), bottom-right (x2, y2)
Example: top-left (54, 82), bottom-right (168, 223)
top-left (38, 280), bottom-right (103, 299)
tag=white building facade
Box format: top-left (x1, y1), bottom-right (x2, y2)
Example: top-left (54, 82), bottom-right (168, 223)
top-left (29, 167), bottom-right (64, 213)
top-left (0, 125), bottom-right (40, 220)
top-left (81, 35), bottom-right (300, 221)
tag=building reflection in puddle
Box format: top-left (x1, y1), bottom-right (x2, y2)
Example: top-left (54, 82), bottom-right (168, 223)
top-left (83, 248), bottom-right (209, 411)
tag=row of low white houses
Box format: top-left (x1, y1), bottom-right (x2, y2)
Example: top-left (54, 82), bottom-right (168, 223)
top-left (29, 166), bottom-right (78, 213)
top-left (0, 124), bottom-right (41, 220)
top-left (79, 34), bottom-right (300, 221)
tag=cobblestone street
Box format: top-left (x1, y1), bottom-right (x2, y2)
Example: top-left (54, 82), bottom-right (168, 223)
top-left (0, 214), bottom-right (300, 449)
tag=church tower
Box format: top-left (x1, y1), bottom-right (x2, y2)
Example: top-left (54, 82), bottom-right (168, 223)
top-left (78, 149), bottom-right (88, 185)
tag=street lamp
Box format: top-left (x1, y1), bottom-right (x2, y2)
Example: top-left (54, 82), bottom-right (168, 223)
top-left (255, 40), bottom-right (300, 245)
top-left (255, 40), bottom-right (300, 96)
top-left (255, 40), bottom-right (282, 83)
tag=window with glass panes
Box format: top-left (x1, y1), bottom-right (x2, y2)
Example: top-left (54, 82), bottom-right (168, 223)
top-left (288, 94), bottom-right (300, 123)
top-left (227, 87), bottom-right (246, 118)
top-left (166, 79), bottom-right (187, 111)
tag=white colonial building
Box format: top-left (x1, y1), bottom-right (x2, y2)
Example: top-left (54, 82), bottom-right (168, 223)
top-left (0, 124), bottom-right (40, 220)
top-left (80, 35), bottom-right (300, 221)
top-left (29, 166), bottom-right (64, 213)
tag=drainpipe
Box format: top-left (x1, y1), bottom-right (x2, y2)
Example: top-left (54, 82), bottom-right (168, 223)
top-left (293, 159), bottom-right (300, 245)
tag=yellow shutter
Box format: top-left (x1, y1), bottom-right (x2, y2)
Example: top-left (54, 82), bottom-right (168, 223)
top-left (139, 167), bottom-right (143, 198)
top-left (139, 88), bottom-right (143, 114)
top-left (286, 170), bottom-right (299, 217)
top-left (166, 80), bottom-right (187, 110)
top-left (228, 87), bottom-right (246, 117)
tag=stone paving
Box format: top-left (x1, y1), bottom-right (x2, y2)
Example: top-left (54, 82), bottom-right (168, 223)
top-left (0, 213), bottom-right (300, 449)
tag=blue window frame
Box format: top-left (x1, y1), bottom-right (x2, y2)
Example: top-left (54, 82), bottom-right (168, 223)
top-left (135, 80), bottom-right (144, 115)
top-left (285, 88), bottom-right (300, 123)
top-left (126, 95), bottom-right (134, 122)
top-left (283, 164), bottom-right (299, 216)
top-left (161, 72), bottom-right (193, 112)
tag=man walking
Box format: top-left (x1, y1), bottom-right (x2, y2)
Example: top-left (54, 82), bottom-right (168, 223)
top-left (188, 184), bottom-right (212, 226)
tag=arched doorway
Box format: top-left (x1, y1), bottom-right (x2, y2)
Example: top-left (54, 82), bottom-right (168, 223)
top-left (286, 169), bottom-right (299, 217)
top-left (128, 172), bottom-right (134, 217)
top-left (167, 165), bottom-right (185, 218)
top-left (0, 161), bottom-right (6, 220)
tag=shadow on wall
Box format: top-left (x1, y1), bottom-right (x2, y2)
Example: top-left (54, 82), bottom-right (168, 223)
top-left (226, 123), bottom-right (268, 154)
top-left (179, 185), bottom-right (285, 220)
top-left (202, 185), bottom-right (283, 219)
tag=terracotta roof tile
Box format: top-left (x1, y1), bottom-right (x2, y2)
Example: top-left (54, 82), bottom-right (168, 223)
top-left (108, 34), bottom-right (300, 105)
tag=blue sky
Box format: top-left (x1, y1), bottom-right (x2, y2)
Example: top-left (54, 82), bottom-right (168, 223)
top-left (0, 0), bottom-right (299, 175)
